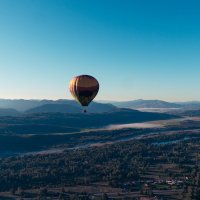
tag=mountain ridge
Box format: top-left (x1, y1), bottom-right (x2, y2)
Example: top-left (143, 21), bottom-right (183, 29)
top-left (1, 99), bottom-right (200, 117)
top-left (109, 99), bottom-right (182, 108)
top-left (0, 99), bottom-right (117, 114)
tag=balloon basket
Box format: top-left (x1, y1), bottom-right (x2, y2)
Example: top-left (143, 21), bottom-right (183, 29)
top-left (82, 109), bottom-right (87, 113)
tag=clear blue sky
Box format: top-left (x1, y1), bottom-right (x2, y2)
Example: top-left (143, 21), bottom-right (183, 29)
top-left (0, 0), bottom-right (200, 101)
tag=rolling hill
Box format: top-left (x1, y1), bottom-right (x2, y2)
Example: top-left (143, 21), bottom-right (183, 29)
top-left (0, 99), bottom-right (117, 114)
top-left (0, 109), bottom-right (177, 135)
top-left (0, 108), bottom-right (20, 116)
top-left (26, 104), bottom-right (81, 114)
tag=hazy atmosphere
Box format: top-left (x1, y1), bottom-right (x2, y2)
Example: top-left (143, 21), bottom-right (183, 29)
top-left (1, 0), bottom-right (200, 101)
top-left (1, 1), bottom-right (200, 199)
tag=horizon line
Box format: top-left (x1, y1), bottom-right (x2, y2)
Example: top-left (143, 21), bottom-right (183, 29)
top-left (0, 98), bottom-right (200, 103)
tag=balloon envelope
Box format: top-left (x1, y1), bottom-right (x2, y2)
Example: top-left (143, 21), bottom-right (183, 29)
top-left (69, 75), bottom-right (99, 106)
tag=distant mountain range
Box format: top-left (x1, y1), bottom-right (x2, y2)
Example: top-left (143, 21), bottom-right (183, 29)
top-left (175, 101), bottom-right (200, 110)
top-left (0, 99), bottom-right (92, 111)
top-left (0, 99), bottom-right (117, 116)
top-left (0, 99), bottom-right (200, 117)
top-left (111, 99), bottom-right (181, 109)
top-left (100, 99), bottom-right (200, 110)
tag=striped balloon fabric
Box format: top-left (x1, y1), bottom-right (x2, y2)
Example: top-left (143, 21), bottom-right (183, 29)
top-left (69, 75), bottom-right (99, 106)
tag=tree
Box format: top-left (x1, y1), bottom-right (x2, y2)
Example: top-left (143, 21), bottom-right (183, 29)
top-left (102, 193), bottom-right (108, 200)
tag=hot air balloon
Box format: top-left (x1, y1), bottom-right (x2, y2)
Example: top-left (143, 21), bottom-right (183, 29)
top-left (69, 75), bottom-right (99, 112)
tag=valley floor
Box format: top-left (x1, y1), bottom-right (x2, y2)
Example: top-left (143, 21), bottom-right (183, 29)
top-left (1, 117), bottom-right (200, 199)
